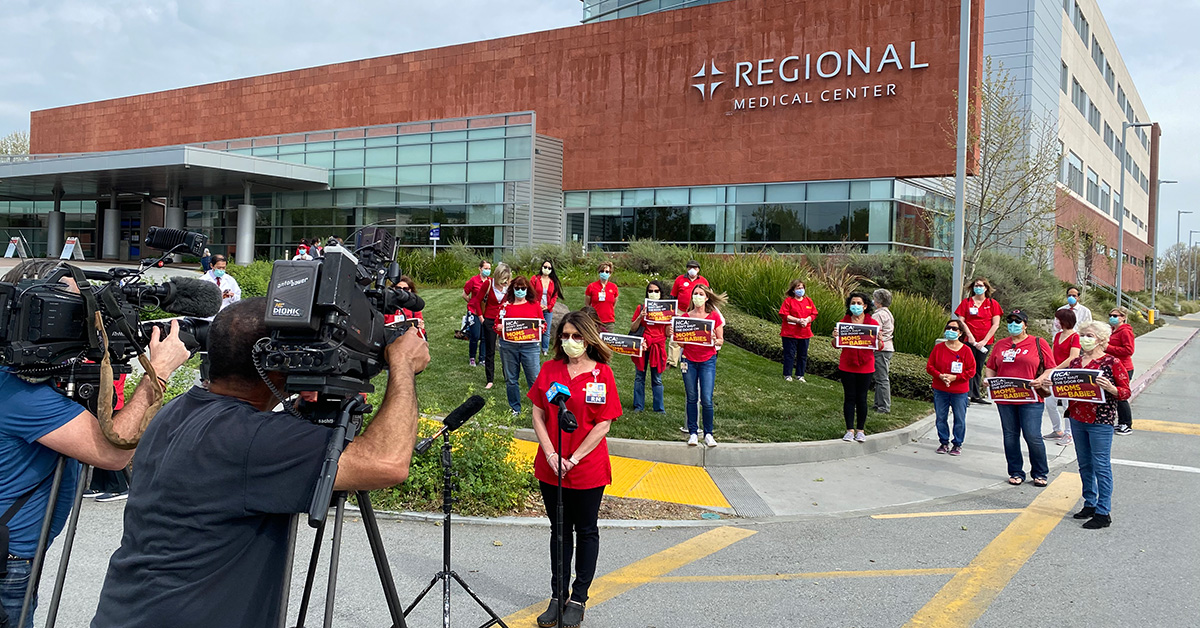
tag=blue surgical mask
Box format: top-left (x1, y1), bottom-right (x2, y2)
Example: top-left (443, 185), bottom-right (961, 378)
top-left (514, 289), bottom-right (527, 299)
top-left (599, 272), bottom-right (611, 281)
top-left (973, 286), bottom-right (985, 296)
top-left (481, 268), bottom-right (491, 277)
top-left (944, 329), bottom-right (960, 341)
top-left (1067, 296), bottom-right (1077, 306)
top-left (849, 304), bottom-right (864, 316)
top-left (213, 269), bottom-right (225, 278)
top-left (1007, 321), bottom-right (1024, 335)
top-left (795, 289), bottom-right (805, 298)
top-left (1109, 316), bottom-right (1120, 326)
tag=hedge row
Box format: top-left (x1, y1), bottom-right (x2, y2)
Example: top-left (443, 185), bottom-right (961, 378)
top-left (721, 306), bottom-right (934, 402)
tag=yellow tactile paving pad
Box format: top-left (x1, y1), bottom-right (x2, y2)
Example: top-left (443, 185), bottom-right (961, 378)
top-left (507, 439), bottom-right (730, 509)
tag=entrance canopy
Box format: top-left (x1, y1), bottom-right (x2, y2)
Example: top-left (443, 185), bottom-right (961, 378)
top-left (0, 145), bottom-right (328, 201)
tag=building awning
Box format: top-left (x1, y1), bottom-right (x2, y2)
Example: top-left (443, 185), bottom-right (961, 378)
top-left (0, 145), bottom-right (328, 202)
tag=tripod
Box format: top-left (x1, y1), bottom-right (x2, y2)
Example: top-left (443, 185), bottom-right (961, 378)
top-left (404, 430), bottom-right (508, 628)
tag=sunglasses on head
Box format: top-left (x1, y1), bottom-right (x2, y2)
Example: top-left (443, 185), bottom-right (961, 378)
top-left (560, 333), bottom-right (585, 342)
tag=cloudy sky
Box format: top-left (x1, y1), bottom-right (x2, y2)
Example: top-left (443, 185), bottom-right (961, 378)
top-left (1, 0), bottom-right (1194, 248)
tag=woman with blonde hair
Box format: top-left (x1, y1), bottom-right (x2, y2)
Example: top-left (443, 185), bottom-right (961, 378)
top-left (675, 283), bottom-right (727, 447)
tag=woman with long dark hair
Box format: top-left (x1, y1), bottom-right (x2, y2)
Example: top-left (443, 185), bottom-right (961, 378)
top-left (496, 276), bottom-right (544, 414)
top-left (832, 292), bottom-right (878, 443)
top-left (528, 311), bottom-right (621, 628)
top-left (630, 280), bottom-right (669, 413)
top-left (532, 259), bottom-right (565, 356)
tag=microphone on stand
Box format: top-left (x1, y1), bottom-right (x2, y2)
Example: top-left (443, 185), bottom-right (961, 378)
top-left (545, 382), bottom-right (577, 433)
top-left (416, 395), bottom-right (486, 454)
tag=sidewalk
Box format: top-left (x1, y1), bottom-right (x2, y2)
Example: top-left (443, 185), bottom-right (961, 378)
top-left (509, 316), bottom-right (1199, 520)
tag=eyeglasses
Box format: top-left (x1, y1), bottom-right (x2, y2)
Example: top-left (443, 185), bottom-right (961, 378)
top-left (1110, 313), bottom-right (1122, 318)
top-left (559, 333), bottom-right (585, 342)
top-left (543, 266), bottom-right (552, 270)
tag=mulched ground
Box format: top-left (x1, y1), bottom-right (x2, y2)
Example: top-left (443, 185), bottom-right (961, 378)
top-left (508, 493), bottom-right (731, 521)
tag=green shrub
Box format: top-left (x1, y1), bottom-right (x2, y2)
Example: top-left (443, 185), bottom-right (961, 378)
top-left (623, 239), bottom-right (697, 275)
top-left (226, 260), bottom-right (275, 298)
top-left (969, 252), bottom-right (1065, 318)
top-left (721, 305), bottom-right (934, 401)
top-left (847, 253), bottom-right (952, 304)
top-left (395, 248), bottom-right (475, 288)
top-left (886, 292), bottom-right (951, 356)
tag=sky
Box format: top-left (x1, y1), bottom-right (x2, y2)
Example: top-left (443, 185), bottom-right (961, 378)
top-left (0, 0), bottom-right (1195, 252)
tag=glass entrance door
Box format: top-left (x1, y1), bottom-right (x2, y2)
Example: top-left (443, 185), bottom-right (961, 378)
top-left (565, 211), bottom-right (586, 248)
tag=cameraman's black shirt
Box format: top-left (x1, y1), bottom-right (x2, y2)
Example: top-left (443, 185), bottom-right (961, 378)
top-left (91, 388), bottom-right (330, 628)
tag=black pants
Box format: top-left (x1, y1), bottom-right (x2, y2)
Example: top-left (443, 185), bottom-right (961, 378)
top-left (482, 318), bottom-right (498, 384)
top-left (1117, 368), bottom-right (1135, 427)
top-left (539, 482), bottom-right (604, 603)
top-left (969, 344), bottom-right (988, 399)
top-left (89, 468), bottom-right (128, 494)
top-left (840, 370), bottom-right (872, 430)
top-left (782, 337), bottom-right (810, 377)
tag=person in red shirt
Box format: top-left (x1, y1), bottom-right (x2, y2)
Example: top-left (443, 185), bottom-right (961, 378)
top-left (527, 311), bottom-right (621, 628)
top-left (384, 275), bottom-right (425, 339)
top-left (496, 276), bottom-right (544, 415)
top-left (985, 309), bottom-right (1053, 486)
top-left (954, 277), bottom-right (1003, 404)
top-left (531, 259), bottom-right (564, 356)
top-left (87, 374), bottom-right (132, 501)
top-left (779, 279), bottom-right (818, 382)
top-left (1043, 308), bottom-right (1081, 445)
top-left (1054, 321), bottom-right (1129, 529)
top-left (469, 262), bottom-right (511, 390)
top-left (462, 260), bottom-right (492, 367)
top-left (1105, 307), bottom-right (1136, 434)
top-left (676, 284), bottom-right (726, 447)
top-left (832, 292), bottom-right (879, 443)
top-left (630, 280), bottom-right (669, 413)
top-left (583, 262), bottom-right (619, 331)
top-left (670, 260), bottom-right (709, 314)
top-left (926, 319), bottom-right (976, 455)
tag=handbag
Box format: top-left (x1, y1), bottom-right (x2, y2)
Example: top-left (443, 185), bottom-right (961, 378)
top-left (1033, 338), bottom-right (1053, 399)
top-left (667, 341), bottom-right (683, 368)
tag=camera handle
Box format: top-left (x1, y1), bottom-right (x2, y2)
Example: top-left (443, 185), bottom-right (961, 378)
top-left (307, 396), bottom-right (368, 528)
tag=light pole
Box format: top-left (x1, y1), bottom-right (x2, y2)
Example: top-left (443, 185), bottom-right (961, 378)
top-left (950, 0), bottom-right (971, 309)
top-left (1151, 179), bottom-right (1178, 312)
top-left (1116, 121), bottom-right (1154, 309)
top-left (1190, 230), bottom-right (1200, 302)
top-left (1176, 210), bottom-right (1193, 309)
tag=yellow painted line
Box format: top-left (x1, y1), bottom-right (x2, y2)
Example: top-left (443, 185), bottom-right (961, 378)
top-left (502, 526), bottom-right (757, 625)
top-left (872, 509), bottom-right (1024, 520)
top-left (1135, 419), bottom-right (1200, 436)
top-left (507, 439), bottom-right (732, 509)
top-left (652, 567), bottom-right (961, 583)
top-left (904, 473), bottom-right (1079, 628)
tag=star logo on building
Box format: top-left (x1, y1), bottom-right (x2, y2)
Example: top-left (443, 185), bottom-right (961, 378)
top-left (692, 60), bottom-right (723, 101)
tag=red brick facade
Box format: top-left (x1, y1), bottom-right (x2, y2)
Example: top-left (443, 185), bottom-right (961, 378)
top-left (30, 0), bottom-right (983, 192)
top-left (1055, 189), bottom-right (1150, 291)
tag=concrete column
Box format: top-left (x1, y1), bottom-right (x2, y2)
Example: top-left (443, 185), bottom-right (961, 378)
top-left (47, 211), bottom-right (65, 258)
top-left (236, 204), bottom-right (256, 266)
top-left (103, 208), bottom-right (120, 259)
top-left (166, 206), bottom-right (184, 262)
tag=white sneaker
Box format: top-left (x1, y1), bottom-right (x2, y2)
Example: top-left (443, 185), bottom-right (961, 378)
top-left (704, 434), bottom-right (717, 447)
top-left (854, 431), bottom-right (866, 443)
top-left (842, 430), bottom-right (854, 442)
top-left (798, 376), bottom-right (807, 383)
top-left (679, 426), bottom-right (691, 434)
top-left (785, 376), bottom-right (793, 382)
top-left (687, 433), bottom-right (699, 446)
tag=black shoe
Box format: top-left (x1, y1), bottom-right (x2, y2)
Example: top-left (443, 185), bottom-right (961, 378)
top-left (1072, 506), bottom-right (1096, 520)
top-left (1081, 514), bottom-right (1112, 529)
top-left (537, 599), bottom-right (559, 628)
top-left (562, 601), bottom-right (585, 628)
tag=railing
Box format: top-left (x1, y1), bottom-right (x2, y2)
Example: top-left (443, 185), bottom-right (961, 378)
top-left (1086, 274), bottom-right (1152, 317)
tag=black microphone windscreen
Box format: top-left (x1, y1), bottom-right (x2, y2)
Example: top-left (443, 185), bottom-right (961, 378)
top-left (443, 395), bottom-right (486, 431)
top-left (144, 227), bottom-right (208, 257)
top-left (162, 277), bottom-right (222, 317)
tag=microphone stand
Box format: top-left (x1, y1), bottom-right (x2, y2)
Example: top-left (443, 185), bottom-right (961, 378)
top-left (548, 394), bottom-right (577, 625)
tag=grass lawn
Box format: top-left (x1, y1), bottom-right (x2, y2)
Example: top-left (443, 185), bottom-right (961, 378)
top-left (394, 286), bottom-right (932, 443)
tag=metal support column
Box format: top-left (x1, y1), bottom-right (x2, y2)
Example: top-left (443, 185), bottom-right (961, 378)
top-left (166, 205), bottom-right (184, 262)
top-left (47, 186), bottom-right (65, 258)
top-left (236, 180), bottom-right (255, 266)
top-left (950, 0), bottom-right (971, 309)
top-left (103, 190), bottom-right (120, 260)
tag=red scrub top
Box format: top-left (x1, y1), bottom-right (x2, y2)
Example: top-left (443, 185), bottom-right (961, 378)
top-left (985, 335), bottom-right (1054, 405)
top-left (671, 275), bottom-right (709, 313)
top-left (836, 314), bottom-right (880, 374)
top-left (680, 309), bottom-right (725, 363)
top-left (954, 297), bottom-right (1003, 345)
top-left (779, 296), bottom-right (818, 339)
top-left (527, 360), bottom-right (622, 490)
top-left (584, 281), bottom-right (619, 324)
top-left (926, 342), bottom-right (976, 394)
top-left (529, 275), bottom-right (559, 312)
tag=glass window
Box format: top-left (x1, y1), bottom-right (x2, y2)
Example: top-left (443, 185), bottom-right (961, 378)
top-left (590, 191), bottom-right (621, 207)
top-left (335, 150), bottom-right (365, 169)
top-left (805, 202), bottom-right (850, 241)
top-left (397, 144), bottom-right (432, 165)
top-left (332, 170), bottom-right (364, 187)
top-left (364, 147), bottom-right (396, 167)
top-left (335, 189), bottom-right (362, 208)
top-left (365, 136), bottom-right (398, 147)
top-left (468, 183), bottom-right (503, 204)
top-left (1086, 169), bottom-right (1100, 206)
top-left (806, 181), bottom-right (850, 201)
top-left (467, 127), bottom-right (506, 139)
top-left (506, 125), bottom-right (531, 137)
top-left (733, 185), bottom-right (764, 203)
top-left (432, 130), bottom-right (468, 142)
top-left (761, 203), bottom-right (805, 242)
top-left (689, 206), bottom-right (720, 242)
top-left (765, 183), bottom-right (805, 202)
top-left (565, 192), bottom-right (589, 208)
top-left (1060, 61), bottom-right (1069, 94)
top-left (1099, 181), bottom-right (1111, 215)
top-left (689, 187), bottom-right (723, 205)
top-left (397, 165), bottom-right (431, 184)
top-left (366, 188), bottom-right (397, 206)
top-left (654, 188), bottom-right (689, 206)
top-left (849, 201), bottom-right (871, 241)
top-left (735, 205), bottom-right (766, 242)
top-left (1066, 152), bottom-right (1084, 195)
top-left (431, 163), bottom-right (467, 183)
top-left (397, 133), bottom-right (431, 145)
top-left (504, 137), bottom-right (531, 158)
top-left (305, 152), bottom-right (335, 168)
top-left (468, 139), bottom-right (505, 160)
top-left (432, 142), bottom-right (466, 163)
top-left (504, 159), bottom-right (531, 180)
top-left (468, 203), bottom-right (503, 224)
top-left (364, 167), bottom-right (397, 187)
top-left (870, 179), bottom-right (893, 198)
top-left (467, 161), bottom-right (505, 182)
top-left (396, 186), bottom-right (430, 204)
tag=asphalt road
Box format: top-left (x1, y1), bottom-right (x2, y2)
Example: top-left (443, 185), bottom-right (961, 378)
top-left (31, 322), bottom-right (1200, 628)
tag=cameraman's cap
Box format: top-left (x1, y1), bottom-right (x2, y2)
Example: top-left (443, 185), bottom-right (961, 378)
top-left (686, 260), bottom-right (700, 269)
top-left (1006, 309), bottom-right (1028, 323)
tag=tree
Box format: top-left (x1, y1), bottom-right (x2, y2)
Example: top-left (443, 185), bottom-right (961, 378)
top-left (1056, 208), bottom-right (1114, 288)
top-left (924, 57), bottom-right (1064, 281)
top-left (0, 130), bottom-right (29, 155)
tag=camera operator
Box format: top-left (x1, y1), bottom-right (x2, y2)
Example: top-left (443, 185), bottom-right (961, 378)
top-left (0, 260), bottom-right (190, 628)
top-left (91, 296), bottom-right (430, 628)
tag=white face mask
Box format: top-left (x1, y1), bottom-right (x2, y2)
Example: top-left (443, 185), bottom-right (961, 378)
top-left (1079, 336), bottom-right (1099, 351)
top-left (687, 268), bottom-right (698, 278)
top-left (562, 339), bottom-right (586, 358)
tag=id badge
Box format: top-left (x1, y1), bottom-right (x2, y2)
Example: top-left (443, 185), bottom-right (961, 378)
top-left (950, 361), bottom-right (964, 374)
top-left (969, 307), bottom-right (979, 315)
top-left (585, 382), bottom-right (607, 404)
top-left (680, 361), bottom-right (688, 374)
top-left (598, 291), bottom-right (606, 302)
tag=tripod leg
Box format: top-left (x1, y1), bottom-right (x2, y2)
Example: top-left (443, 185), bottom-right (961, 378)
top-left (277, 514), bottom-right (299, 628)
top-left (403, 573), bottom-right (443, 618)
top-left (44, 463), bottom-right (90, 628)
top-left (448, 572), bottom-right (510, 628)
top-left (293, 514), bottom-right (328, 628)
top-left (322, 494), bottom-right (347, 628)
top-left (18, 456), bottom-right (66, 628)
top-left (356, 492), bottom-right (408, 628)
